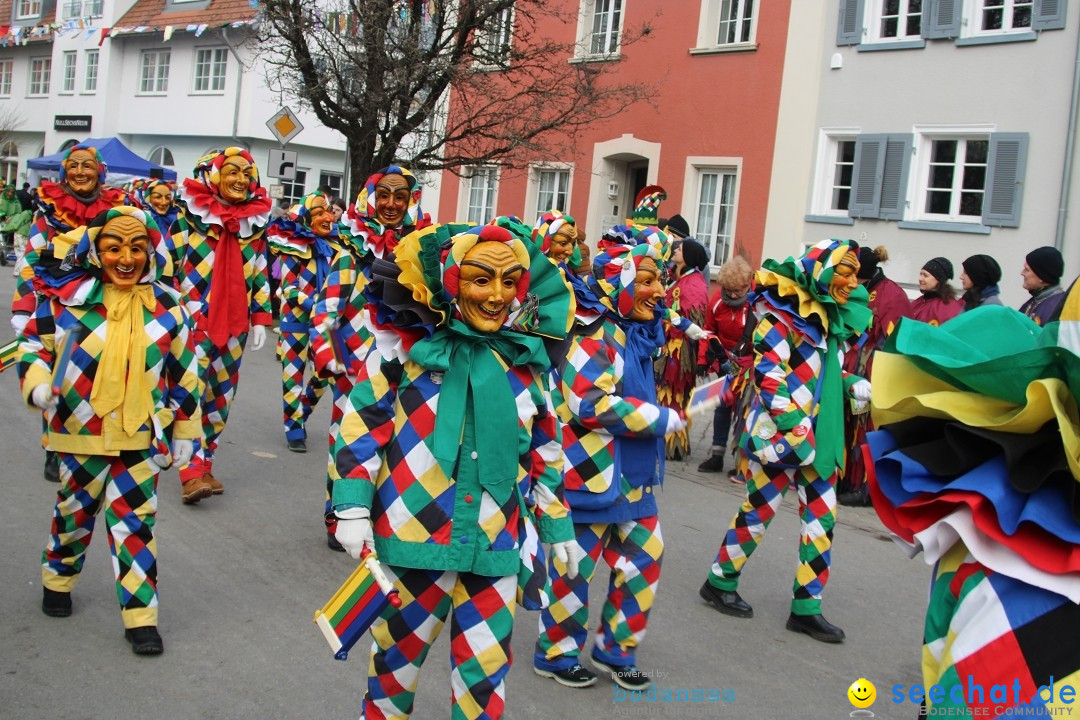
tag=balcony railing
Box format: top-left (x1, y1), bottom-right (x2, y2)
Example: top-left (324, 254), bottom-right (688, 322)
top-left (62, 0), bottom-right (103, 20)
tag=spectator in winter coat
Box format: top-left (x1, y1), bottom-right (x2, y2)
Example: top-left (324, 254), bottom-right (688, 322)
top-left (1019, 246), bottom-right (1066, 326)
top-left (911, 257), bottom-right (963, 326)
top-left (961, 254), bottom-right (1003, 310)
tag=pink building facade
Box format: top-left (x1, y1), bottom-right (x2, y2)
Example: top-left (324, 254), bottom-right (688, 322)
top-left (437, 0), bottom-right (791, 268)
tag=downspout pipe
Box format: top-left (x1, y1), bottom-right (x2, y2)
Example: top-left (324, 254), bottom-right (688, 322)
top-left (1054, 22), bottom-right (1080, 251)
top-left (221, 27), bottom-right (245, 146)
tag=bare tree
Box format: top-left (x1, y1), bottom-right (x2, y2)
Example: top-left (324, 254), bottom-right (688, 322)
top-left (255, 0), bottom-right (656, 198)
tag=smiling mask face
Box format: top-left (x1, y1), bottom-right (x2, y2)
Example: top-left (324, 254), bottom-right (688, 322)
top-left (373, 173), bottom-right (411, 228)
top-left (630, 257), bottom-right (663, 321)
top-left (829, 252), bottom-right (860, 305)
top-left (218, 156), bottom-right (253, 203)
top-left (147, 185), bottom-right (173, 215)
top-left (96, 215), bottom-right (149, 289)
top-left (308, 196), bottom-right (335, 238)
top-left (64, 149), bottom-right (100, 197)
top-left (457, 241), bottom-right (524, 333)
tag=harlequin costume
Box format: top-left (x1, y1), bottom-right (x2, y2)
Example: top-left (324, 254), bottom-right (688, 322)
top-left (701, 239), bottom-right (871, 641)
top-left (534, 233), bottom-right (685, 689)
top-left (266, 193), bottom-right (338, 450)
top-left (838, 246), bottom-right (912, 501)
top-left (656, 241), bottom-right (709, 460)
top-left (311, 167), bottom-right (430, 546)
top-left (11, 143), bottom-right (125, 332)
top-left (16, 207), bottom-right (201, 652)
top-left (174, 148), bottom-right (273, 501)
top-left (330, 219), bottom-right (576, 720)
top-left (141, 179), bottom-right (184, 290)
top-left (868, 301), bottom-right (1080, 716)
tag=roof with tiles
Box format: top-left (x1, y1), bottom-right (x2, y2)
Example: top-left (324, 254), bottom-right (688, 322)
top-left (115, 0), bottom-right (258, 29)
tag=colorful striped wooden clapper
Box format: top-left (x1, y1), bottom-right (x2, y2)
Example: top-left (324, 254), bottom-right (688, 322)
top-left (687, 374), bottom-right (733, 417)
top-left (0, 337), bottom-right (17, 374)
top-left (314, 552), bottom-right (402, 661)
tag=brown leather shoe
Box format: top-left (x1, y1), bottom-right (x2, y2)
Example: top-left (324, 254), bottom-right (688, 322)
top-left (203, 473), bottom-right (224, 495)
top-left (181, 476), bottom-right (213, 505)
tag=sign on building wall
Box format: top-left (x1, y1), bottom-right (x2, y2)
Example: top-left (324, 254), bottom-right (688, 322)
top-left (54, 116), bottom-right (92, 132)
top-left (266, 148), bottom-right (299, 181)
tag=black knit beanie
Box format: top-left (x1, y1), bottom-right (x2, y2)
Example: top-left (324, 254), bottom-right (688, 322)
top-left (1025, 246), bottom-right (1064, 285)
top-left (922, 257), bottom-right (953, 283)
top-left (962, 255), bottom-right (1002, 287)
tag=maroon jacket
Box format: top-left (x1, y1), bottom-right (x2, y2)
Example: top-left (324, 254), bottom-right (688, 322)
top-left (911, 293), bottom-right (963, 327)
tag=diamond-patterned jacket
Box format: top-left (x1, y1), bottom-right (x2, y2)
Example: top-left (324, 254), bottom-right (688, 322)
top-left (309, 245), bottom-right (369, 377)
top-left (332, 350), bottom-right (574, 575)
top-left (176, 212), bottom-right (273, 342)
top-left (554, 316), bottom-right (679, 523)
top-left (17, 283), bottom-right (202, 456)
top-left (270, 236), bottom-right (342, 332)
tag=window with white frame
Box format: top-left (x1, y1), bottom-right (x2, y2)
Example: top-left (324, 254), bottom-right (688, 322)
top-left (140, 50), bottom-right (171, 94)
top-left (318, 171), bottom-right (343, 199)
top-left (1, 142), bottom-right (18, 185)
top-left (578, 0), bottom-right (623, 58)
top-left (61, 52), bottom-right (77, 94)
top-left (839, 0), bottom-right (1063, 47)
top-left (535, 168), bottom-right (570, 214)
top-left (865, 0), bottom-right (923, 42)
top-left (846, 129), bottom-right (1028, 229)
top-left (193, 47), bottom-right (228, 93)
top-left (465, 167), bottom-right (498, 224)
top-left (694, 168), bottom-right (739, 267)
top-left (475, 5), bottom-right (514, 68)
top-left (920, 136), bottom-right (989, 221)
top-left (282, 168), bottom-right (309, 205)
top-left (809, 133), bottom-right (858, 219)
top-left (16, 0), bottom-right (41, 19)
top-left (63, 0), bottom-right (104, 19)
top-left (718, 0), bottom-right (756, 45)
top-left (28, 57), bottom-right (51, 97)
top-left (149, 147), bottom-right (175, 167)
top-left (84, 50), bottom-right (99, 93)
top-left (0, 59), bottom-right (12, 97)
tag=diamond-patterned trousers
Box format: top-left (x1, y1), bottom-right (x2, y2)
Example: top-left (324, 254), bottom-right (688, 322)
top-left (179, 332), bottom-right (246, 482)
top-left (708, 459), bottom-right (838, 616)
top-left (277, 328), bottom-right (328, 441)
top-left (43, 450), bottom-right (160, 629)
top-left (534, 516), bottom-right (663, 672)
top-left (361, 568), bottom-right (517, 720)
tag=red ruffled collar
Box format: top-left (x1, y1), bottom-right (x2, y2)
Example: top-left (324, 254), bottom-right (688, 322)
top-left (181, 179), bottom-right (272, 235)
top-left (38, 180), bottom-right (125, 229)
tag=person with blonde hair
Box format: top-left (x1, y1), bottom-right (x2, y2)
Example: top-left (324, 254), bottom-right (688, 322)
top-left (697, 255), bottom-right (755, 473)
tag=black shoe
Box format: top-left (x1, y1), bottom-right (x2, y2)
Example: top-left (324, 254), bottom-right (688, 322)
top-left (697, 453), bottom-right (725, 473)
top-left (699, 582), bottom-right (753, 618)
top-left (124, 626), bottom-right (164, 655)
top-left (41, 588), bottom-right (72, 617)
top-left (327, 531), bottom-right (345, 552)
top-left (534, 662), bottom-right (598, 688)
top-left (786, 613), bottom-right (846, 643)
top-left (591, 657), bottom-right (653, 691)
top-left (838, 490), bottom-right (871, 507)
top-left (44, 451), bottom-right (59, 483)
top-left (287, 438), bottom-right (307, 453)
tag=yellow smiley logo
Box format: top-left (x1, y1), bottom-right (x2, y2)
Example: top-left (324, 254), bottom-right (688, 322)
top-left (848, 678), bottom-right (877, 709)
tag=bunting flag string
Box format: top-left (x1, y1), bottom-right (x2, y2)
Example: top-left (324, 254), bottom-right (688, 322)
top-left (0, 17), bottom-right (258, 47)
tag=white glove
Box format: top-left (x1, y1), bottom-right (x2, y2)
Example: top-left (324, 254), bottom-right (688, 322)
top-left (684, 323), bottom-right (711, 341)
top-left (315, 318), bottom-right (335, 336)
top-left (851, 379), bottom-right (872, 402)
top-left (852, 399), bottom-right (870, 414)
top-left (326, 357), bottom-right (344, 375)
top-left (335, 507), bottom-right (375, 560)
top-left (665, 412), bottom-right (688, 435)
top-left (551, 541), bottom-right (581, 580)
top-left (31, 384), bottom-right (58, 410)
top-left (249, 324), bottom-right (267, 351)
top-left (172, 438), bottom-right (193, 467)
top-left (10, 313), bottom-right (29, 335)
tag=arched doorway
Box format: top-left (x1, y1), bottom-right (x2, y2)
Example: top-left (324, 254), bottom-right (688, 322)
top-left (585, 135), bottom-right (661, 249)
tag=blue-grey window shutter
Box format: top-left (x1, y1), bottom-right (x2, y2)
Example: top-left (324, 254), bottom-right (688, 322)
top-left (837, 0), bottom-right (864, 46)
top-left (1033, 0), bottom-right (1066, 30)
top-left (923, 0), bottom-right (961, 38)
top-left (849, 135), bottom-right (886, 218)
top-left (982, 133), bottom-right (1028, 228)
top-left (878, 134), bottom-right (913, 221)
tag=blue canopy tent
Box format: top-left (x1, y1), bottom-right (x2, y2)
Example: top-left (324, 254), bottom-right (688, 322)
top-left (26, 137), bottom-right (177, 186)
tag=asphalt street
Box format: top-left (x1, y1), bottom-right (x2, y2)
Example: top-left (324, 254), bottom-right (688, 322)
top-left (0, 268), bottom-right (929, 720)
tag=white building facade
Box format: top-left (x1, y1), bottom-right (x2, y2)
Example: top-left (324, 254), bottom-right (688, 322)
top-left (1, 0), bottom-right (405, 210)
top-left (764, 0), bottom-right (1077, 308)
